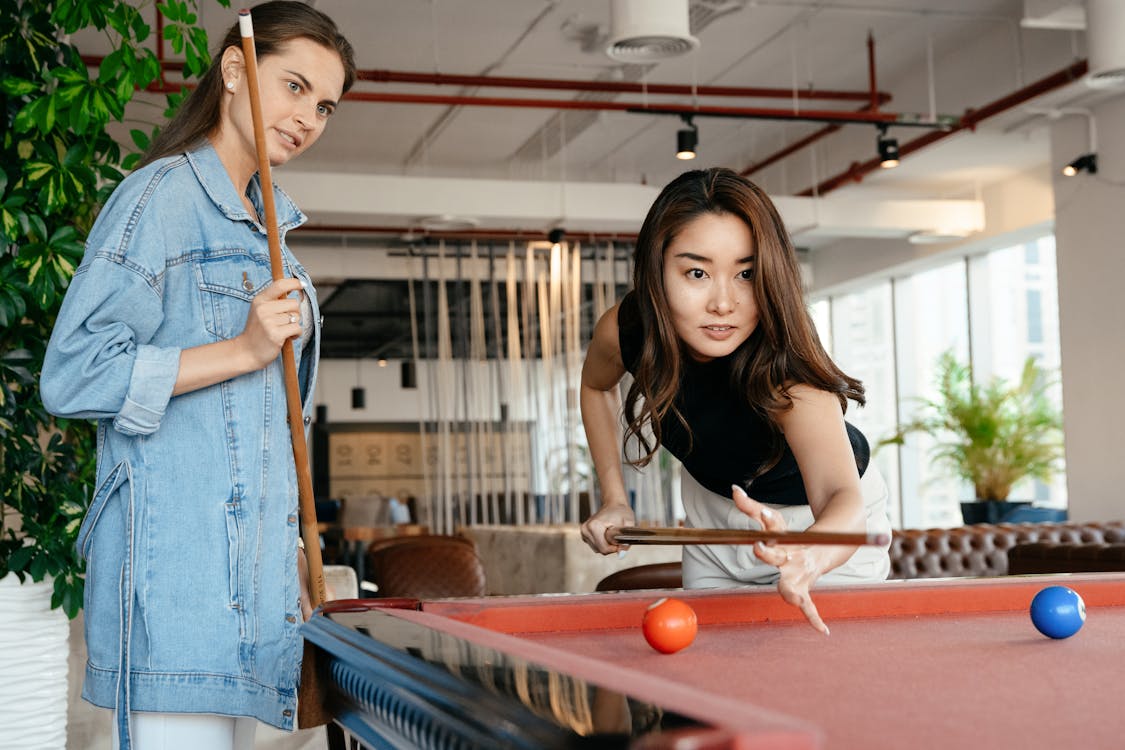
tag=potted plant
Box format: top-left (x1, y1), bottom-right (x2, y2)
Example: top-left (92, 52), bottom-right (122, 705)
top-left (881, 351), bottom-right (1065, 525)
top-left (1, 3), bottom-right (223, 746)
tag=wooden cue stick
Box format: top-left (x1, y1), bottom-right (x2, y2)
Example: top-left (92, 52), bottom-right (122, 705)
top-left (607, 526), bottom-right (891, 546)
top-left (238, 11), bottom-right (325, 607)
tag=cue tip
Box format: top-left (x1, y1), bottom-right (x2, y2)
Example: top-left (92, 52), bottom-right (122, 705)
top-left (239, 9), bottom-right (253, 37)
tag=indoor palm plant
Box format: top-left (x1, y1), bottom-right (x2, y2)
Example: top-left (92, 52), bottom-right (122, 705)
top-left (1, 2), bottom-right (224, 746)
top-left (882, 351), bottom-right (1065, 524)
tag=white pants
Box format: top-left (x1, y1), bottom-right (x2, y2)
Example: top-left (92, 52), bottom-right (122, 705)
top-left (682, 466), bottom-right (892, 588)
top-left (111, 712), bottom-right (257, 750)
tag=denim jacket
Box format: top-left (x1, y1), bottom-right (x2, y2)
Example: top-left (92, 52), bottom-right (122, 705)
top-left (41, 142), bottom-right (318, 743)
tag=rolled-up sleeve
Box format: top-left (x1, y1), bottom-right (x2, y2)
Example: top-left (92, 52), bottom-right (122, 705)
top-left (42, 253), bottom-right (180, 435)
top-left (113, 344), bottom-right (180, 435)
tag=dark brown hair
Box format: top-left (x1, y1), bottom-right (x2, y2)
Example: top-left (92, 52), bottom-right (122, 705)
top-left (623, 168), bottom-right (864, 474)
top-left (138, 0), bottom-right (356, 168)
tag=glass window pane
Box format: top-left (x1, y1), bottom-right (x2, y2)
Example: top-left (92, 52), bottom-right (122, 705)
top-left (968, 235), bottom-right (1066, 508)
top-left (894, 261), bottom-right (970, 528)
top-left (809, 298), bottom-right (832, 357)
top-left (828, 283), bottom-right (901, 528)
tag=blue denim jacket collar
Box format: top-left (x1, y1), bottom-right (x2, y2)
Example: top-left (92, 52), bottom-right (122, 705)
top-left (185, 141), bottom-right (307, 232)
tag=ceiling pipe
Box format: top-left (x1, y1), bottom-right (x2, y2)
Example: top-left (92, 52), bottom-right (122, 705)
top-left (355, 69), bottom-right (891, 104)
top-left (80, 55), bottom-right (891, 104)
top-left (797, 59), bottom-right (1089, 197)
top-left (343, 90), bottom-right (938, 127)
top-left (118, 79), bottom-right (920, 129)
top-left (744, 33), bottom-right (884, 177)
top-left (295, 224), bottom-right (639, 242)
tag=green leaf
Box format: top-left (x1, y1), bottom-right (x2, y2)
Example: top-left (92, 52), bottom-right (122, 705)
top-left (0, 78), bottom-right (39, 97)
top-left (130, 129), bottom-right (151, 151)
top-left (7, 545), bottom-right (34, 572)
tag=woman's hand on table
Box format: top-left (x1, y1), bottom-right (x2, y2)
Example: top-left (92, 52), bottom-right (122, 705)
top-left (731, 485), bottom-right (830, 636)
top-left (581, 502), bottom-right (636, 555)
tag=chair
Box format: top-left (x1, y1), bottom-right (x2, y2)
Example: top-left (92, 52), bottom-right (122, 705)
top-left (595, 562), bottom-right (683, 592)
top-left (364, 534), bottom-right (488, 599)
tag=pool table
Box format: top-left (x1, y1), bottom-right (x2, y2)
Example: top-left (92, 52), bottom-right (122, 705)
top-left (302, 572), bottom-right (1125, 749)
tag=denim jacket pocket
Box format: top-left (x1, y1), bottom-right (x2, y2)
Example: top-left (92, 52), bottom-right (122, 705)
top-left (224, 493), bottom-right (243, 609)
top-left (196, 253), bottom-right (273, 340)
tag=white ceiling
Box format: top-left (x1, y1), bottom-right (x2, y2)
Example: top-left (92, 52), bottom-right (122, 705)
top-left (85, 0), bottom-right (1121, 246)
top-left (71, 0), bottom-right (1125, 358)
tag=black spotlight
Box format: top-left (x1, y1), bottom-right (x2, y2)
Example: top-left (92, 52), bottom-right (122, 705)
top-left (548, 227), bottom-right (566, 244)
top-left (676, 115), bottom-right (698, 160)
top-left (401, 360), bottom-right (417, 389)
top-left (1062, 153), bottom-right (1097, 177)
top-left (351, 387), bottom-right (365, 410)
top-left (877, 126), bottom-right (900, 169)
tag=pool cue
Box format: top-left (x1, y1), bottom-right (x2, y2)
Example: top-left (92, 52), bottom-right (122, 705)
top-left (607, 526), bottom-right (891, 547)
top-left (237, 9), bottom-right (329, 728)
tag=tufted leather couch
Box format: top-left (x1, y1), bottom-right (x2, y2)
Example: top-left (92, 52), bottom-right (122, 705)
top-left (889, 521), bottom-right (1125, 579)
top-left (1007, 539), bottom-right (1125, 575)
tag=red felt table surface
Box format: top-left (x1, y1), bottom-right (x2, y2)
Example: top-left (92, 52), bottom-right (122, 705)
top-left (414, 573), bottom-right (1125, 749)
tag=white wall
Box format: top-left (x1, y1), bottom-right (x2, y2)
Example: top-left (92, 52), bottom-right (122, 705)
top-left (1052, 95), bottom-right (1125, 522)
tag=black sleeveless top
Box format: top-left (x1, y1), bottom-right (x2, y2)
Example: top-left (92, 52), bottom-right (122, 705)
top-left (617, 292), bottom-right (869, 505)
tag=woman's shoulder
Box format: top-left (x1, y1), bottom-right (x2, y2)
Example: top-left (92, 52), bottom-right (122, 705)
top-left (86, 153), bottom-right (203, 256)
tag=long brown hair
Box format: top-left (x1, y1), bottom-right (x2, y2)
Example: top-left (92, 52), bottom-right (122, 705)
top-left (138, 0), bottom-right (356, 168)
top-left (623, 168), bottom-right (864, 474)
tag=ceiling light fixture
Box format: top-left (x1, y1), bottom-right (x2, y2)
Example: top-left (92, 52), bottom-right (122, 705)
top-left (1062, 152), bottom-right (1097, 177)
top-left (676, 115), bottom-right (698, 160)
top-left (877, 125), bottom-right (899, 169)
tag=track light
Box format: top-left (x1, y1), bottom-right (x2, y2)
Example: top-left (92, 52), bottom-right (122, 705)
top-left (1062, 153), bottom-right (1097, 177)
top-left (876, 125), bottom-right (899, 169)
top-left (676, 115), bottom-right (698, 160)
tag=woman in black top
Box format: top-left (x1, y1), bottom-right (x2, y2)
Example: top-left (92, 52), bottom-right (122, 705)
top-left (580, 168), bottom-right (891, 634)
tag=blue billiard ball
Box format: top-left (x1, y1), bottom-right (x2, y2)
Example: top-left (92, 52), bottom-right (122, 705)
top-left (1030, 586), bottom-right (1086, 639)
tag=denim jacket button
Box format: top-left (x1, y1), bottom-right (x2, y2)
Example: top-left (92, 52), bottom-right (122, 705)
top-left (286, 614), bottom-right (297, 623)
top-left (287, 514), bottom-right (297, 524)
top-left (303, 416), bottom-right (311, 425)
top-left (282, 709), bottom-right (293, 718)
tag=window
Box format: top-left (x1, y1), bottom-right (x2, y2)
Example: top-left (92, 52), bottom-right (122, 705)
top-left (829, 283), bottom-right (901, 527)
top-left (893, 262), bottom-right (970, 528)
top-left (814, 231), bottom-right (1065, 528)
top-left (968, 235), bottom-right (1065, 508)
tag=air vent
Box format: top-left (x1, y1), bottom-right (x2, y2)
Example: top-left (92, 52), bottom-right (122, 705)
top-left (606, 0), bottom-right (699, 62)
top-left (1086, 0), bottom-right (1125, 89)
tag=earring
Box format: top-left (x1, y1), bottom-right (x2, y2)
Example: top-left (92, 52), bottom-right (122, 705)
top-left (226, 81), bottom-right (234, 90)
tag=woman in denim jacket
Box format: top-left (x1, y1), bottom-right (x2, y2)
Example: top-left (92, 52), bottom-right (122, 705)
top-left (40, 4), bottom-right (354, 748)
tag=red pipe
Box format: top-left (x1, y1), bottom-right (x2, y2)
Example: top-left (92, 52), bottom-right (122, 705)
top-left (79, 55), bottom-right (890, 104)
top-left (798, 59), bottom-right (1089, 196)
top-left (867, 32), bottom-right (879, 113)
top-left (342, 90), bottom-right (914, 125)
top-left (744, 34), bottom-right (883, 177)
top-left (155, 9), bottom-right (165, 86)
top-left (355, 69), bottom-right (891, 104)
top-left (295, 224), bottom-right (638, 242)
top-left (742, 123), bottom-right (842, 177)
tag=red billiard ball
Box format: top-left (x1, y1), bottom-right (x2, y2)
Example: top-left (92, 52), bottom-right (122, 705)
top-left (1030, 585), bottom-right (1086, 639)
top-left (642, 597), bottom-right (698, 654)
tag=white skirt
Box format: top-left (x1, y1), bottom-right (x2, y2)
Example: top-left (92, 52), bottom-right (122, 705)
top-left (681, 466), bottom-right (892, 589)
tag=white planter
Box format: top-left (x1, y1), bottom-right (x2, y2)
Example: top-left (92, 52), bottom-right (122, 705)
top-left (0, 573), bottom-right (69, 750)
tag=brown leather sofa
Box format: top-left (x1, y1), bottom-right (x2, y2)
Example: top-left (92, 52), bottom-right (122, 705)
top-left (595, 521), bottom-right (1125, 591)
top-left (889, 521), bottom-right (1125, 579)
top-left (1008, 539), bottom-right (1125, 575)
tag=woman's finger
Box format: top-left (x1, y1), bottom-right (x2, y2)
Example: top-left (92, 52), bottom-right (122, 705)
top-left (731, 485), bottom-right (787, 532)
